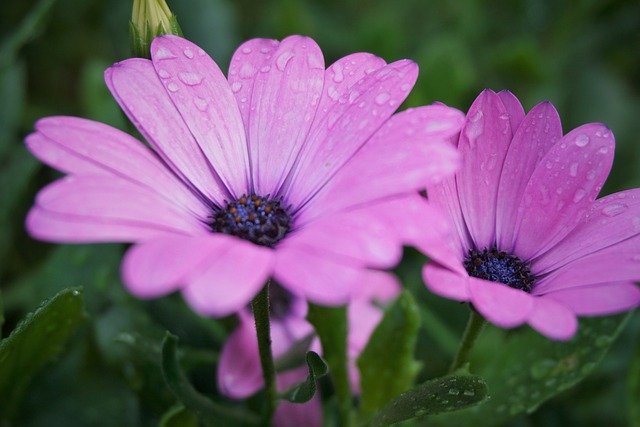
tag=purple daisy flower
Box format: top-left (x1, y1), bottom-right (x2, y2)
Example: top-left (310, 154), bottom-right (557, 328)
top-left (420, 89), bottom-right (640, 340)
top-left (217, 271), bottom-right (399, 426)
top-left (25, 35), bottom-right (463, 316)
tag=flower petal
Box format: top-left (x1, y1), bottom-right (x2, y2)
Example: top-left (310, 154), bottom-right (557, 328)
top-left (283, 59), bottom-right (419, 209)
top-left (496, 90), bottom-right (525, 132)
top-left (230, 36), bottom-right (325, 195)
top-left (543, 282), bottom-right (640, 316)
top-left (121, 235), bottom-right (229, 298)
top-left (26, 117), bottom-right (207, 219)
top-left (150, 36), bottom-right (250, 197)
top-left (496, 101), bottom-right (563, 251)
top-left (350, 270), bottom-right (401, 303)
top-left (217, 311), bottom-right (262, 398)
top-left (456, 89), bottom-right (513, 249)
top-left (533, 188), bottom-right (640, 273)
top-left (422, 264), bottom-right (470, 301)
top-left (105, 58), bottom-right (229, 205)
top-left (527, 297), bottom-right (578, 341)
top-left (32, 176), bottom-right (205, 236)
top-left (512, 124), bottom-right (615, 260)
top-left (469, 278), bottom-right (534, 328)
top-left (274, 244), bottom-right (365, 305)
top-left (181, 240), bottom-right (274, 317)
top-left (300, 104), bottom-right (463, 219)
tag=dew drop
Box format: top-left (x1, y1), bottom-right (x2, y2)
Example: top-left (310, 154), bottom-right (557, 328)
top-left (193, 97), bottom-right (208, 111)
top-left (154, 46), bottom-right (176, 60)
top-left (632, 216), bottom-right (640, 232)
top-left (242, 46), bottom-right (252, 54)
top-left (401, 82), bottom-right (411, 91)
top-left (178, 72), bottom-right (203, 86)
top-left (598, 146), bottom-right (609, 154)
top-left (569, 162), bottom-right (579, 177)
top-left (307, 53), bottom-right (324, 69)
top-left (575, 134), bottom-right (590, 147)
top-left (469, 110), bottom-right (483, 123)
top-left (602, 203), bottom-right (627, 217)
top-left (375, 92), bottom-right (390, 105)
top-left (573, 188), bottom-right (587, 203)
top-left (463, 390), bottom-right (475, 397)
top-left (167, 82), bottom-right (179, 92)
top-left (157, 69), bottom-right (170, 79)
top-left (545, 160), bottom-right (553, 169)
top-left (348, 90), bottom-right (360, 104)
top-left (183, 47), bottom-right (194, 59)
top-left (239, 63), bottom-right (255, 78)
top-left (332, 62), bottom-right (344, 83)
top-left (71, 289), bottom-right (80, 296)
top-left (260, 65), bottom-right (271, 73)
top-left (586, 170), bottom-right (597, 181)
top-left (276, 50), bottom-right (295, 71)
top-left (231, 82), bottom-right (242, 93)
top-left (448, 388), bottom-right (460, 396)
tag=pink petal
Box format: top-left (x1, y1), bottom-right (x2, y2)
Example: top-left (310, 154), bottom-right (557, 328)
top-left (287, 208), bottom-right (403, 269)
top-left (283, 59), bottom-right (419, 209)
top-left (350, 270), bottom-right (401, 303)
top-left (231, 36), bottom-right (325, 195)
top-left (469, 278), bottom-right (534, 328)
top-left (217, 312), bottom-right (263, 398)
top-left (533, 188), bottom-right (640, 273)
top-left (527, 297), bottom-right (578, 341)
top-left (105, 58), bottom-right (230, 205)
top-left (496, 90), bottom-right (525, 132)
top-left (121, 235), bottom-right (230, 298)
top-left (181, 240), bottom-right (274, 317)
top-left (496, 101), bottom-right (562, 251)
top-left (300, 104), bottom-right (463, 219)
top-left (150, 36), bottom-right (250, 197)
top-left (512, 124), bottom-right (615, 260)
top-left (32, 176), bottom-right (205, 235)
top-left (348, 299), bottom-right (384, 394)
top-left (273, 368), bottom-right (323, 427)
top-left (533, 234), bottom-right (640, 294)
top-left (273, 244), bottom-right (366, 305)
top-left (543, 282), bottom-right (640, 316)
top-left (26, 117), bottom-right (207, 219)
top-left (456, 89), bottom-right (513, 249)
top-left (26, 206), bottom-right (175, 243)
top-left (422, 264), bottom-right (470, 301)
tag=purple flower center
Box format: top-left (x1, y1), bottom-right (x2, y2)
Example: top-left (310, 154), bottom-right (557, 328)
top-left (211, 194), bottom-right (291, 247)
top-left (464, 247), bottom-right (534, 292)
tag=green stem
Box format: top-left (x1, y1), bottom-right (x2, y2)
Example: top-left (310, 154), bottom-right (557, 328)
top-left (251, 282), bottom-right (277, 424)
top-left (449, 307), bottom-right (487, 373)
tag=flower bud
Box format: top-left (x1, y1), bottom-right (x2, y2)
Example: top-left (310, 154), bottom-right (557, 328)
top-left (130, 0), bottom-right (182, 58)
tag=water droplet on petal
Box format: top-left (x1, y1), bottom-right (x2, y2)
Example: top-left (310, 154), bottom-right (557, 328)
top-left (242, 46), bottom-right (252, 54)
top-left (545, 160), bottom-right (553, 169)
top-left (239, 63), bottom-right (255, 78)
top-left (178, 72), bottom-right (203, 86)
top-left (231, 82), bottom-right (242, 93)
top-left (154, 46), bottom-right (176, 60)
top-left (332, 62), bottom-right (344, 82)
top-left (632, 216), bottom-right (640, 232)
top-left (602, 203), bottom-right (627, 217)
top-left (193, 97), bottom-right (208, 111)
top-left (375, 92), bottom-right (390, 105)
top-left (260, 65), bottom-right (271, 73)
top-left (469, 110), bottom-right (483, 123)
top-left (157, 69), bottom-right (170, 79)
top-left (183, 47), bottom-right (194, 59)
top-left (598, 146), bottom-right (609, 154)
top-left (569, 162), bottom-right (579, 177)
top-left (276, 50), bottom-right (294, 71)
top-left (575, 134), bottom-right (590, 147)
top-left (167, 82), bottom-right (179, 92)
top-left (401, 82), bottom-right (412, 91)
top-left (573, 188), bottom-right (587, 203)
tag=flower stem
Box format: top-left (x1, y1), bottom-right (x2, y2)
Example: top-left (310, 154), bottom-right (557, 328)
top-left (251, 282), bottom-right (277, 424)
top-left (449, 307), bottom-right (487, 373)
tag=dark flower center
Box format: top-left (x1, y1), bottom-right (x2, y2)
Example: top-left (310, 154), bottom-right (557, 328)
top-left (211, 194), bottom-right (291, 247)
top-left (464, 247), bottom-right (534, 292)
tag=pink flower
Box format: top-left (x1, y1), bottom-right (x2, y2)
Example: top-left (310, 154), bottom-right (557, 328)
top-left (420, 89), bottom-right (640, 340)
top-left (25, 35), bottom-right (463, 316)
top-left (217, 271), bottom-right (400, 426)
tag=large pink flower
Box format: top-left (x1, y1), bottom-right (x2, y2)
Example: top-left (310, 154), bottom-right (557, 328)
top-left (420, 89), bottom-right (640, 340)
top-left (26, 35), bottom-right (463, 316)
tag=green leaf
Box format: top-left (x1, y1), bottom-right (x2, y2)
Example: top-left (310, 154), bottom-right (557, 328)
top-left (429, 313), bottom-right (632, 427)
top-left (357, 290), bottom-right (422, 415)
top-left (0, 289), bottom-right (4, 339)
top-left (160, 332), bottom-right (259, 427)
top-left (160, 405), bottom-right (200, 427)
top-left (0, 287), bottom-right (86, 419)
top-left (368, 372), bottom-right (488, 427)
top-left (307, 304), bottom-right (352, 424)
top-left (629, 338), bottom-right (640, 427)
top-left (279, 351), bottom-right (328, 403)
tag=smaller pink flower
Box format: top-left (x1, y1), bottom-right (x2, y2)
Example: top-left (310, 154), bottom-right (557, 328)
top-left (419, 89), bottom-right (640, 340)
top-left (217, 271), bottom-right (400, 425)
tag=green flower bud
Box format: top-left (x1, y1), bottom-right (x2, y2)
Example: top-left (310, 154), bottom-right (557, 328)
top-left (130, 0), bottom-right (183, 58)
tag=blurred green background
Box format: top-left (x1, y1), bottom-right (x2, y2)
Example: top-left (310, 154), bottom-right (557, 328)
top-left (1, 0), bottom-right (639, 426)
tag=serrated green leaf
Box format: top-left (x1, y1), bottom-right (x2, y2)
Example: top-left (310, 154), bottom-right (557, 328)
top-left (160, 332), bottom-right (259, 427)
top-left (279, 351), bottom-right (328, 403)
top-left (368, 373), bottom-right (488, 427)
top-left (357, 291), bottom-right (422, 415)
top-left (0, 287), bottom-right (86, 419)
top-left (629, 338), bottom-right (640, 427)
top-left (307, 304), bottom-right (352, 424)
top-left (160, 405), bottom-right (200, 427)
top-left (429, 313), bottom-right (631, 427)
